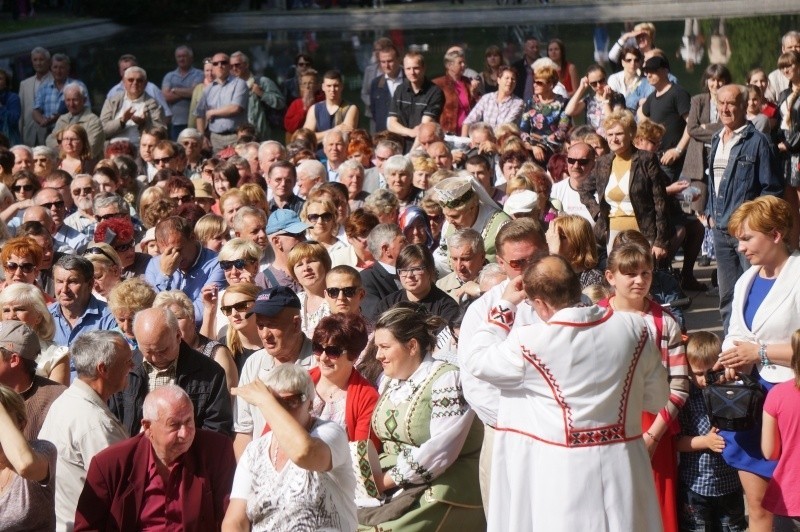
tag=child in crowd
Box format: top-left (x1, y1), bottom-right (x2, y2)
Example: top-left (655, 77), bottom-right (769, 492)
top-left (676, 331), bottom-right (746, 532)
top-left (760, 329), bottom-right (800, 527)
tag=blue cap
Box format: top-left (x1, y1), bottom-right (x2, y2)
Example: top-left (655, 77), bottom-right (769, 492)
top-left (266, 209), bottom-right (309, 236)
top-left (247, 286), bottom-right (301, 318)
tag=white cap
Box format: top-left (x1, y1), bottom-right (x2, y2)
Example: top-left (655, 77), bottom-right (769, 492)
top-left (503, 190), bottom-right (539, 216)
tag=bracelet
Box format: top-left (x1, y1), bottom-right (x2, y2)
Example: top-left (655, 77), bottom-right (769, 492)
top-left (759, 342), bottom-right (772, 367)
top-left (674, 146), bottom-right (683, 155)
top-left (646, 431), bottom-right (660, 443)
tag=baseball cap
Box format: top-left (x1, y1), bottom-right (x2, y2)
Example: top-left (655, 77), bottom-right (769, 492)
top-left (0, 320), bottom-right (39, 361)
top-left (247, 286), bottom-right (301, 318)
top-left (642, 56), bottom-right (670, 73)
top-left (267, 209), bottom-right (309, 236)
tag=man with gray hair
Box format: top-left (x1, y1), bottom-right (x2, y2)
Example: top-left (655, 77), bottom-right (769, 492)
top-left (323, 129), bottom-right (347, 182)
top-left (100, 66), bottom-right (166, 144)
top-left (257, 140), bottom-right (287, 178)
top-left (436, 227), bottom-right (486, 302)
top-left (360, 223), bottom-right (406, 322)
top-left (19, 46), bottom-right (52, 146)
top-left (296, 158), bottom-right (327, 199)
top-left (39, 330), bottom-right (132, 532)
top-left (230, 50), bottom-right (285, 142)
top-left (10, 144), bottom-right (33, 173)
top-left (109, 307), bottom-right (232, 437)
top-left (162, 45), bottom-right (204, 140)
top-left (233, 205), bottom-right (268, 252)
top-left (76, 384), bottom-right (235, 531)
top-left (32, 53), bottom-right (90, 135)
top-left (106, 53), bottom-right (171, 123)
top-left (364, 139), bottom-right (401, 193)
top-left (45, 83), bottom-right (104, 159)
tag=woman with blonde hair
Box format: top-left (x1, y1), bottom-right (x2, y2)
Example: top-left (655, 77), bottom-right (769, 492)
top-left (238, 183), bottom-right (269, 214)
top-left (546, 214), bottom-right (604, 287)
top-left (301, 196), bottom-right (345, 254)
top-left (363, 188), bottom-right (400, 225)
top-left (219, 282), bottom-right (262, 375)
top-left (137, 185), bottom-right (166, 228)
top-left (0, 283), bottom-right (69, 384)
top-left (107, 278), bottom-right (155, 350)
top-left (0, 384), bottom-right (56, 531)
top-left (56, 124), bottom-right (94, 176)
top-left (84, 243), bottom-right (122, 301)
top-left (288, 241), bottom-right (332, 338)
top-left (154, 290), bottom-right (237, 390)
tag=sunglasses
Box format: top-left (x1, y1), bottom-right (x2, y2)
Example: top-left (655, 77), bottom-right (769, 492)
top-left (307, 212), bottom-right (334, 223)
top-left (220, 299), bottom-right (255, 316)
top-left (172, 194), bottom-right (194, 204)
top-left (276, 393), bottom-right (306, 410)
top-left (72, 186), bottom-right (94, 196)
top-left (153, 155), bottom-right (174, 165)
top-left (229, 62), bottom-right (243, 68)
top-left (533, 80), bottom-right (547, 86)
top-left (312, 342), bottom-right (345, 358)
top-left (126, 78), bottom-right (145, 84)
top-left (566, 157), bottom-right (591, 166)
top-left (85, 246), bottom-right (116, 264)
top-left (13, 184), bottom-right (34, 192)
top-left (397, 266), bottom-right (425, 277)
top-left (40, 200), bottom-right (65, 210)
top-left (212, 60), bottom-right (229, 66)
top-left (220, 259), bottom-right (255, 271)
top-left (503, 256), bottom-right (534, 270)
top-left (588, 79), bottom-right (606, 88)
top-left (622, 57), bottom-right (640, 63)
top-left (113, 240), bottom-right (135, 253)
top-left (325, 286), bottom-right (359, 298)
top-left (5, 261), bottom-right (36, 273)
top-left (96, 212), bottom-right (125, 222)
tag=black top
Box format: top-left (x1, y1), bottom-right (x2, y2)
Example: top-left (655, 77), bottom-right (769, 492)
top-left (375, 284), bottom-right (460, 326)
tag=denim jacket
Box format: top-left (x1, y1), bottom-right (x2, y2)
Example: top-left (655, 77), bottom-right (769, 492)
top-left (705, 121), bottom-right (783, 232)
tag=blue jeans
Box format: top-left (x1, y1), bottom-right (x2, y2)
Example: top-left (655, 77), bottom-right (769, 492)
top-left (679, 487), bottom-right (746, 532)
top-left (712, 228), bottom-right (749, 335)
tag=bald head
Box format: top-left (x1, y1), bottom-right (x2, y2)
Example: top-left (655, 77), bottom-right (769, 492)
top-left (523, 254), bottom-right (581, 310)
top-left (566, 142), bottom-right (595, 181)
top-left (134, 308), bottom-right (181, 369)
top-left (22, 206), bottom-right (55, 233)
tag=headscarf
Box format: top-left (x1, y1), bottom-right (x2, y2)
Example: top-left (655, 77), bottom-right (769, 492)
top-left (398, 205), bottom-right (435, 250)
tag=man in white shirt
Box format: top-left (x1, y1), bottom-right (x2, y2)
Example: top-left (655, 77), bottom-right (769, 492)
top-left (39, 330), bottom-right (132, 532)
top-left (551, 142), bottom-right (597, 224)
top-left (18, 46), bottom-right (52, 147)
top-left (458, 218), bottom-right (546, 515)
top-left (100, 66), bottom-right (166, 144)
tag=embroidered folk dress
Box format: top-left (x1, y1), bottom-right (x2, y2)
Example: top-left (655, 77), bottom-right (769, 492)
top-left (360, 355), bottom-right (485, 531)
top-left (464, 303), bottom-right (669, 532)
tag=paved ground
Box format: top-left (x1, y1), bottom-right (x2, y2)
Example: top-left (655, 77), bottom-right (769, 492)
top-left (682, 263), bottom-right (722, 336)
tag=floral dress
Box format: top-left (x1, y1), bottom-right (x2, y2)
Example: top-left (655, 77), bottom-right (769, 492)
top-left (519, 94), bottom-right (571, 156)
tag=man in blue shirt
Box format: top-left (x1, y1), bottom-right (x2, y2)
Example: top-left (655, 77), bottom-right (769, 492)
top-left (48, 255), bottom-right (117, 348)
top-left (194, 52), bottom-right (249, 153)
top-left (145, 216), bottom-right (226, 326)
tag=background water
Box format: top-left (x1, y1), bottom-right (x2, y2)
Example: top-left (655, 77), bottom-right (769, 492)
top-left (5, 13), bottom-right (800, 128)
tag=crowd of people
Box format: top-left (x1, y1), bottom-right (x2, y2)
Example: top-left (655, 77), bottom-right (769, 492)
top-left (1, 21), bottom-right (800, 532)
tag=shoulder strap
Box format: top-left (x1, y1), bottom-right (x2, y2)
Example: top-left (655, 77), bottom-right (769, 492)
top-left (262, 267), bottom-right (280, 288)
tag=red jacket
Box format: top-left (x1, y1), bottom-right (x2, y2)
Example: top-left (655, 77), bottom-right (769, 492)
top-left (74, 430), bottom-right (236, 532)
top-left (309, 366), bottom-right (381, 451)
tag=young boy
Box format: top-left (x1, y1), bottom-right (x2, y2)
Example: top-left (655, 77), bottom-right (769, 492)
top-left (676, 331), bottom-right (746, 532)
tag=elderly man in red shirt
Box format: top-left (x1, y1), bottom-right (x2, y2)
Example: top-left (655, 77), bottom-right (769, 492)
top-left (74, 385), bottom-right (235, 531)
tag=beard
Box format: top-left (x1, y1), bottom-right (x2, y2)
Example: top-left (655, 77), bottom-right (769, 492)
top-left (76, 197), bottom-right (93, 211)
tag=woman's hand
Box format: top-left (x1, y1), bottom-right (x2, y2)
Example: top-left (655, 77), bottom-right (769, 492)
top-left (231, 379), bottom-right (275, 408)
top-left (651, 245), bottom-right (668, 260)
top-left (200, 284), bottom-right (219, 310)
top-left (660, 148), bottom-right (681, 166)
top-left (643, 431), bottom-right (659, 459)
top-left (545, 222), bottom-right (561, 255)
top-left (532, 145), bottom-right (546, 162)
top-left (718, 340), bottom-right (759, 370)
top-left (665, 180), bottom-right (690, 196)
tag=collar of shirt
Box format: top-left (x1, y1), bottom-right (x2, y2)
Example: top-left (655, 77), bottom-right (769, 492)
top-left (379, 261), bottom-right (396, 275)
top-left (142, 357), bottom-right (178, 381)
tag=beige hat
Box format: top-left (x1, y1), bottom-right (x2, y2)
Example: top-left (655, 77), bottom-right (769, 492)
top-left (141, 227), bottom-right (157, 245)
top-left (432, 176), bottom-right (476, 209)
top-left (503, 190), bottom-right (539, 216)
top-left (0, 320), bottom-right (39, 361)
top-left (84, 242), bottom-right (122, 268)
top-left (193, 179), bottom-right (214, 200)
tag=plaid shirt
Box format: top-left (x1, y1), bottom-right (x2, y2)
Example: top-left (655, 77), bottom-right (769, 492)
top-left (143, 358), bottom-right (178, 392)
top-left (463, 92), bottom-right (525, 131)
top-left (33, 78), bottom-right (89, 117)
top-left (678, 386), bottom-right (742, 497)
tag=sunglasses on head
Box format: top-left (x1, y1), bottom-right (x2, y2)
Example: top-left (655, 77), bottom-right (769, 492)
top-left (13, 184), bottom-right (33, 192)
top-left (312, 342), bottom-right (345, 358)
top-left (84, 247), bottom-right (116, 264)
top-left (566, 157), bottom-right (591, 166)
top-left (325, 286), bottom-right (359, 298)
top-left (307, 212), bottom-right (334, 224)
top-left (113, 240), bottom-right (135, 253)
top-left (220, 259), bottom-right (254, 271)
top-left (220, 299), bottom-right (255, 316)
top-left (96, 212), bottom-right (125, 222)
top-left (40, 200), bottom-right (65, 210)
top-left (5, 261), bottom-right (36, 274)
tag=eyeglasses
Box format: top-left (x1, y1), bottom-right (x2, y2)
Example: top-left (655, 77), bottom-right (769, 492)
top-left (312, 342), bottom-right (345, 358)
top-left (588, 79), bottom-right (606, 88)
top-left (229, 62), bottom-right (243, 68)
top-left (566, 157), bottom-right (591, 166)
top-left (307, 212), bottom-right (334, 224)
top-left (325, 286), bottom-right (359, 299)
top-left (220, 258), bottom-right (255, 271)
top-left (5, 261), bottom-right (36, 274)
top-left (113, 240), bottom-right (135, 253)
top-left (85, 246), bottom-right (116, 263)
top-left (622, 57), bottom-right (640, 63)
top-left (40, 200), bottom-right (65, 210)
top-left (220, 299), bottom-right (255, 316)
top-left (171, 194), bottom-right (194, 204)
top-left (397, 266), bottom-right (425, 277)
top-left (12, 184), bottom-right (34, 192)
top-left (275, 393), bottom-right (306, 410)
top-left (503, 256), bottom-right (534, 270)
top-left (96, 212), bottom-right (125, 222)
top-left (212, 60), bottom-right (229, 66)
top-left (153, 155), bottom-right (174, 165)
top-left (72, 186), bottom-right (94, 196)
top-left (533, 79), bottom-right (547, 86)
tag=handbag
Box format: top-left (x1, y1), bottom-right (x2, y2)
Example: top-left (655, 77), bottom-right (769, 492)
top-left (702, 370), bottom-right (765, 431)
